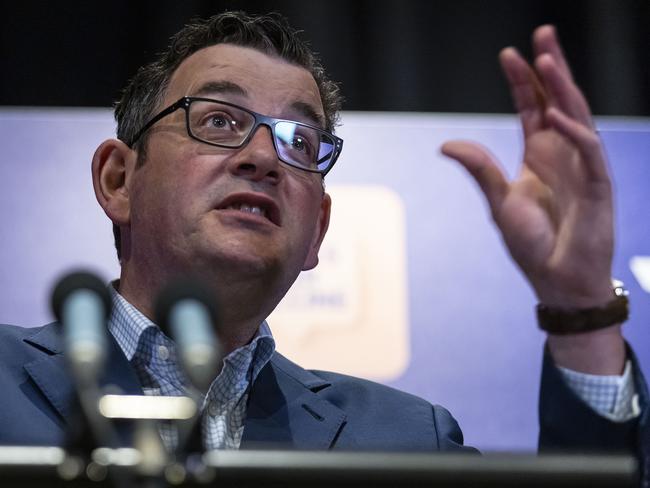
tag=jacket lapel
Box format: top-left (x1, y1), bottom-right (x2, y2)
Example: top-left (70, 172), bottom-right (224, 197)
top-left (242, 353), bottom-right (346, 450)
top-left (22, 326), bottom-right (347, 449)
top-left (23, 323), bottom-right (143, 423)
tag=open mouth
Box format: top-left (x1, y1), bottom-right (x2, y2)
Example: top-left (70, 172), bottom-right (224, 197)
top-left (216, 193), bottom-right (281, 226)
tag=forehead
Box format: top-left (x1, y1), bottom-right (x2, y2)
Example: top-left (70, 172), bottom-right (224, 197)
top-left (165, 43), bottom-right (324, 121)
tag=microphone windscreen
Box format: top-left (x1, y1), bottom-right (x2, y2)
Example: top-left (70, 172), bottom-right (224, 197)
top-left (50, 271), bottom-right (111, 385)
top-left (51, 271), bottom-right (111, 323)
top-left (154, 277), bottom-right (221, 391)
top-left (154, 277), bottom-right (220, 338)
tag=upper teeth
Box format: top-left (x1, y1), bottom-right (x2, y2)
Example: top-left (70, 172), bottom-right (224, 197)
top-left (228, 204), bottom-right (266, 217)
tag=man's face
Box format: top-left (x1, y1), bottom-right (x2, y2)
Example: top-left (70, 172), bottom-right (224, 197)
top-left (126, 44), bottom-right (331, 296)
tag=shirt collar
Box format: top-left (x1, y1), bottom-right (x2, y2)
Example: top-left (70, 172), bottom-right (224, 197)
top-left (107, 283), bottom-right (275, 384)
top-left (108, 285), bottom-right (160, 361)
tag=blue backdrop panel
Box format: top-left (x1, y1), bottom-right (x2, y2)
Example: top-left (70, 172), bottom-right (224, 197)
top-left (0, 109), bottom-right (647, 451)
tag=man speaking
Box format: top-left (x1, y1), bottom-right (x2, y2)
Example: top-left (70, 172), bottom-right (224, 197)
top-left (0, 10), bottom-right (646, 474)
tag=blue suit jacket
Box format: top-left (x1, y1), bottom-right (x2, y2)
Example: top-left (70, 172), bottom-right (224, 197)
top-left (0, 322), bottom-right (647, 470)
top-left (0, 323), bottom-right (469, 451)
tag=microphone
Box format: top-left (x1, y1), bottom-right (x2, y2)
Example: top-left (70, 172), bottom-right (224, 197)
top-left (51, 271), bottom-right (121, 454)
top-left (154, 278), bottom-right (221, 393)
top-left (51, 271), bottom-right (111, 385)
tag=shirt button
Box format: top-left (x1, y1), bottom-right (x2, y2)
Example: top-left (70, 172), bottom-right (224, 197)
top-left (208, 403), bottom-right (218, 417)
top-left (158, 345), bottom-right (170, 361)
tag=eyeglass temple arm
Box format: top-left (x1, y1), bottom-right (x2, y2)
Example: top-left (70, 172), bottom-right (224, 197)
top-left (127, 99), bottom-right (187, 148)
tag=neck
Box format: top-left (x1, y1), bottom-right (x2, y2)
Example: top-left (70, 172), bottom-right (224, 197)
top-left (118, 261), bottom-right (284, 356)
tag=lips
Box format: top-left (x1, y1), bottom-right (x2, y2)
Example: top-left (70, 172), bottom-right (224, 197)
top-left (216, 192), bottom-right (281, 226)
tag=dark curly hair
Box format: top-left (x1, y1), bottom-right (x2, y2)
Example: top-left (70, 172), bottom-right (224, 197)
top-left (111, 11), bottom-right (343, 260)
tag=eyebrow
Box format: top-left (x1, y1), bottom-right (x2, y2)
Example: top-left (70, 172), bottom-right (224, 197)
top-left (291, 101), bottom-right (325, 129)
top-left (193, 80), bottom-right (326, 129)
top-left (194, 80), bottom-right (248, 98)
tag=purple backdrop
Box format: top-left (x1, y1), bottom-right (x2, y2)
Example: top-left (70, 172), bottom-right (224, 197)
top-left (1, 108), bottom-right (648, 451)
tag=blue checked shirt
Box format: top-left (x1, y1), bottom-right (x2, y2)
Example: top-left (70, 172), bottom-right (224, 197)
top-left (107, 286), bottom-right (638, 451)
top-left (108, 287), bottom-right (275, 450)
top-left (559, 360), bottom-right (640, 421)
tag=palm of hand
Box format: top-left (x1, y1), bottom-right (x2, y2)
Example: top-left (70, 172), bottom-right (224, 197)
top-left (442, 26), bottom-right (615, 308)
top-left (442, 25), bottom-right (625, 370)
top-left (496, 129), bottom-right (613, 307)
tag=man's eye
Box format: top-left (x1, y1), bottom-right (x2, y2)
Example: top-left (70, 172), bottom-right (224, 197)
top-left (197, 110), bottom-right (238, 130)
top-left (211, 116), bottom-right (226, 127)
top-left (207, 113), bottom-right (233, 129)
top-left (292, 136), bottom-right (307, 151)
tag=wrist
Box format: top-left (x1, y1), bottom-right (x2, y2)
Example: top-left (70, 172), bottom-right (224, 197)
top-left (534, 281), bottom-right (615, 309)
top-left (547, 325), bottom-right (626, 375)
top-left (539, 280), bottom-right (629, 375)
top-left (536, 280), bottom-right (628, 335)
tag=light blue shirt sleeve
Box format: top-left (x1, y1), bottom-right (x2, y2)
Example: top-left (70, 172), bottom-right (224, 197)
top-left (558, 360), bottom-right (640, 422)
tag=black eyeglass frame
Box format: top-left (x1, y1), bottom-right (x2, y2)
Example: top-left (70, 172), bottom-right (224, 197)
top-left (127, 96), bottom-right (344, 176)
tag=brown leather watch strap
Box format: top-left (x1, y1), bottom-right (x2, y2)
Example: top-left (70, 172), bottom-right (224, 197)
top-left (536, 295), bottom-right (629, 335)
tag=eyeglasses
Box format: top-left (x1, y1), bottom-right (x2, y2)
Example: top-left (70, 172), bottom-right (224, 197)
top-left (128, 96), bottom-right (344, 175)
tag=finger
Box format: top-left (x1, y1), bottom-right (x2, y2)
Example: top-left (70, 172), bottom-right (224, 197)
top-left (533, 25), bottom-right (594, 127)
top-left (545, 107), bottom-right (610, 184)
top-left (536, 52), bottom-right (594, 128)
top-left (499, 47), bottom-right (548, 137)
top-left (441, 140), bottom-right (509, 213)
top-left (533, 25), bottom-right (573, 81)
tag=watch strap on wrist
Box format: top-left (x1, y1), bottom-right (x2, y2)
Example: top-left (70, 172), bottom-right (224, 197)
top-left (536, 281), bottom-right (630, 335)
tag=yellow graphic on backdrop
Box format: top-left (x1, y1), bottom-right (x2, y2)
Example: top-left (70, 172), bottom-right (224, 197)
top-left (269, 185), bottom-right (410, 381)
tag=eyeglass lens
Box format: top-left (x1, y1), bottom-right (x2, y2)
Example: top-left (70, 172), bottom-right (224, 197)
top-left (188, 100), bottom-right (336, 172)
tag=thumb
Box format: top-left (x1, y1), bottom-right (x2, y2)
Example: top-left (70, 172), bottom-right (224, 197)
top-left (441, 140), bottom-right (509, 214)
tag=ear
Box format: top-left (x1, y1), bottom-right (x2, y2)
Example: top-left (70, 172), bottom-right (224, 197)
top-left (91, 139), bottom-right (136, 227)
top-left (302, 192), bottom-right (332, 271)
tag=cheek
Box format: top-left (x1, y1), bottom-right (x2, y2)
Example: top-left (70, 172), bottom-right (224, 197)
top-left (131, 168), bottom-right (197, 237)
top-left (292, 191), bottom-right (325, 246)
top-left (136, 150), bottom-right (208, 209)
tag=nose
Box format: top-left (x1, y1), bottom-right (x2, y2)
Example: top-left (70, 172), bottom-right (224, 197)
top-left (227, 124), bottom-right (281, 184)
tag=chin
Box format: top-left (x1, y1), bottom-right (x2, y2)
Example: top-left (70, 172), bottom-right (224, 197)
top-left (195, 244), bottom-right (284, 278)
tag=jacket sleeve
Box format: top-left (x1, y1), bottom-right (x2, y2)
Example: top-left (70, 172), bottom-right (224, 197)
top-left (538, 344), bottom-right (649, 484)
top-left (538, 344), bottom-right (647, 452)
top-left (432, 404), bottom-right (479, 454)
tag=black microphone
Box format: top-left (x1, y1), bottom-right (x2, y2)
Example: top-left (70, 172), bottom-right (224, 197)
top-left (51, 271), bottom-right (111, 385)
top-left (154, 278), bottom-right (222, 393)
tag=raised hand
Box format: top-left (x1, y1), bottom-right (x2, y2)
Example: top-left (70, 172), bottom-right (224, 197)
top-left (441, 25), bottom-right (625, 374)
